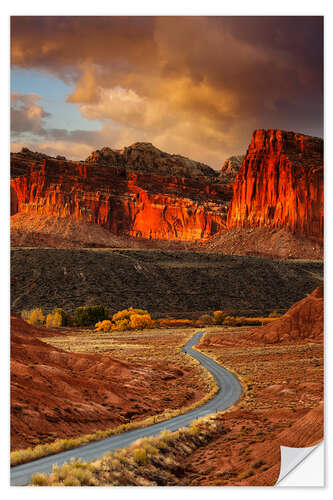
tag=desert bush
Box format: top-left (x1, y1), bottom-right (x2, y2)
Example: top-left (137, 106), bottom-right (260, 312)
top-left (95, 320), bottom-right (113, 332)
top-left (112, 318), bottom-right (131, 331)
top-left (222, 316), bottom-right (279, 326)
top-left (132, 448), bottom-right (148, 465)
top-left (223, 315), bottom-right (237, 326)
top-left (63, 474), bottom-right (81, 486)
top-left (111, 307), bottom-right (154, 331)
top-left (112, 307), bottom-right (148, 322)
top-left (130, 313), bottom-right (154, 330)
top-left (198, 313), bottom-right (214, 326)
top-left (20, 309), bottom-right (30, 321)
top-left (31, 472), bottom-right (49, 486)
top-left (213, 310), bottom-right (227, 325)
top-left (46, 311), bottom-right (62, 328)
top-left (22, 307), bottom-right (45, 325)
top-left (53, 307), bottom-right (70, 326)
top-left (46, 308), bottom-right (70, 328)
top-left (28, 413), bottom-right (223, 486)
top-left (74, 305), bottom-right (109, 326)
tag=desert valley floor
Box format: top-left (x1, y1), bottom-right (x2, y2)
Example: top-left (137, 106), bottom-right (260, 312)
top-left (10, 262), bottom-right (323, 486)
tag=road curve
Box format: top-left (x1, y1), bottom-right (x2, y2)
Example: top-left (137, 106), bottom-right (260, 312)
top-left (11, 330), bottom-right (242, 486)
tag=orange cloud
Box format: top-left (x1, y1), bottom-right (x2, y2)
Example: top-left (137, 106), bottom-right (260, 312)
top-left (11, 16), bottom-right (323, 167)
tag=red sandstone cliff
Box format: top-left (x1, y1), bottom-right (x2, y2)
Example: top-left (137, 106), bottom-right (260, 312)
top-left (227, 129), bottom-right (323, 242)
top-left (10, 144), bottom-right (232, 243)
top-left (11, 131), bottom-right (323, 253)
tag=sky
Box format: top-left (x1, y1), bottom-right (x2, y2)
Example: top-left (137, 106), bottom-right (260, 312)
top-left (10, 16), bottom-right (323, 169)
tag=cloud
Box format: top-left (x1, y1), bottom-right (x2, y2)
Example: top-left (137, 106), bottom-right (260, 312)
top-left (11, 92), bottom-right (50, 135)
top-left (11, 16), bottom-right (323, 167)
top-left (10, 96), bottom-right (150, 161)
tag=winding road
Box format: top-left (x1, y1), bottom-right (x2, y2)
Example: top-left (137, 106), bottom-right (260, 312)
top-left (11, 330), bottom-right (242, 486)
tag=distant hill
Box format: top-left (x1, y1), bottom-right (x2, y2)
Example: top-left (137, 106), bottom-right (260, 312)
top-left (11, 248), bottom-right (323, 317)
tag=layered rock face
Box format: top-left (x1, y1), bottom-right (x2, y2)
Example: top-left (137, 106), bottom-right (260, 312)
top-left (11, 144), bottom-right (232, 242)
top-left (227, 130), bottom-right (323, 242)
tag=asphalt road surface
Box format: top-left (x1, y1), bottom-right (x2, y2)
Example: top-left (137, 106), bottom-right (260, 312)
top-left (11, 330), bottom-right (242, 486)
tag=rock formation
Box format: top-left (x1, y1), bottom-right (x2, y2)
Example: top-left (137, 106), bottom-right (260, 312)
top-left (10, 130), bottom-right (324, 253)
top-left (220, 154), bottom-right (244, 182)
top-left (227, 129), bottom-right (323, 242)
top-left (85, 142), bottom-right (219, 178)
top-left (10, 144), bottom-right (232, 242)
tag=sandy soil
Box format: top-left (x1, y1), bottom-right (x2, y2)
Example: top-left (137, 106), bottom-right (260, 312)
top-left (177, 310), bottom-right (323, 485)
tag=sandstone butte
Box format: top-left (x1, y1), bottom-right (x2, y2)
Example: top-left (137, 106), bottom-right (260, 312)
top-left (227, 129), bottom-right (323, 242)
top-left (10, 143), bottom-right (233, 242)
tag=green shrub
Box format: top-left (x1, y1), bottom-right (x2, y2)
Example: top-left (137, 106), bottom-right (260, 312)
top-left (52, 308), bottom-right (70, 326)
top-left (74, 306), bottom-right (109, 326)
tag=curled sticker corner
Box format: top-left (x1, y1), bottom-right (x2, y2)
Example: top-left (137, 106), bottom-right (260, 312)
top-left (276, 442), bottom-right (323, 485)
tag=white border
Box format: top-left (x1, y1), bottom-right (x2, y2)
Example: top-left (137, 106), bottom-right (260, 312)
top-left (1, 1), bottom-right (332, 498)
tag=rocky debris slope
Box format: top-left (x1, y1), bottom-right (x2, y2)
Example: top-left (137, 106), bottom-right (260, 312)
top-left (197, 226), bottom-right (323, 260)
top-left (227, 129), bottom-right (323, 242)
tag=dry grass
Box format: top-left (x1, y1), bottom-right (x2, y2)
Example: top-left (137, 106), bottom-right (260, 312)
top-left (198, 329), bottom-right (323, 412)
top-left (11, 383), bottom-right (218, 467)
top-left (30, 415), bottom-right (224, 486)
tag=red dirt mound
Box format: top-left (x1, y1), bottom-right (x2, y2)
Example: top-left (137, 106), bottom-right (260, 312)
top-left (245, 403), bottom-right (323, 486)
top-left (247, 285), bottom-right (323, 344)
top-left (11, 316), bottom-right (64, 338)
top-left (10, 317), bottom-right (199, 450)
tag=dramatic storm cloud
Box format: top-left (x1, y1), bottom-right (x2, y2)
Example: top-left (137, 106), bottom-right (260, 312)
top-left (10, 16), bottom-right (323, 168)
